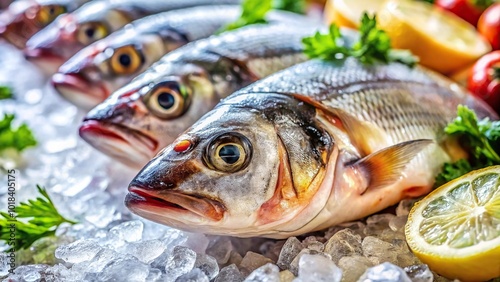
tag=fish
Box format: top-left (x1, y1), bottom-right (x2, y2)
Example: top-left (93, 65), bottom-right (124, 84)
top-left (80, 24), bottom-right (329, 168)
top-left (125, 59), bottom-right (497, 239)
top-left (51, 5), bottom-right (314, 110)
top-left (0, 0), bottom-right (89, 49)
top-left (23, 0), bottom-right (241, 74)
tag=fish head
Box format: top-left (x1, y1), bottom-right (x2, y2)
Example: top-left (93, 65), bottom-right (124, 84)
top-left (125, 93), bottom-right (336, 238)
top-left (24, 1), bottom-right (131, 74)
top-left (52, 28), bottom-right (168, 109)
top-left (0, 0), bottom-right (67, 48)
top-left (79, 62), bottom-right (227, 168)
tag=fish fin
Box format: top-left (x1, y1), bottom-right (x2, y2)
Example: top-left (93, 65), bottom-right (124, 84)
top-left (349, 139), bottom-right (433, 194)
top-left (289, 93), bottom-right (389, 156)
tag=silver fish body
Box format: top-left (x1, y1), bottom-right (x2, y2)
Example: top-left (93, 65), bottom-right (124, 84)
top-left (52, 6), bottom-right (313, 110)
top-left (23, 0), bottom-right (241, 74)
top-left (0, 0), bottom-right (89, 48)
top-left (80, 24), bottom-right (327, 168)
top-left (125, 59), bottom-right (497, 239)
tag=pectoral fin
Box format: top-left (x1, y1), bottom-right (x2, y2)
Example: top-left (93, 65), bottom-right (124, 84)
top-left (348, 139), bottom-right (433, 194)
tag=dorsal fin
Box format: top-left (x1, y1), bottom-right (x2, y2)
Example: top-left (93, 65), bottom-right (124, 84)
top-left (348, 139), bottom-right (433, 194)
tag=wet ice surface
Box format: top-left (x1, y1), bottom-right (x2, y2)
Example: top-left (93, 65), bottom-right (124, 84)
top-left (0, 42), bottom-right (454, 282)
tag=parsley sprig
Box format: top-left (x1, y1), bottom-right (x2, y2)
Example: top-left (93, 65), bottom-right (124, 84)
top-left (0, 86), bottom-right (13, 100)
top-left (220, 0), bottom-right (272, 32)
top-left (0, 113), bottom-right (37, 153)
top-left (273, 0), bottom-right (306, 14)
top-left (302, 13), bottom-right (419, 67)
top-left (434, 106), bottom-right (500, 187)
top-left (0, 185), bottom-right (77, 251)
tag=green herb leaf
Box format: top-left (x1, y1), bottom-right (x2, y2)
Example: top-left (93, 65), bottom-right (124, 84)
top-left (434, 105), bottom-right (500, 187)
top-left (0, 113), bottom-right (37, 152)
top-left (0, 185), bottom-right (77, 251)
top-left (273, 0), bottom-right (306, 14)
top-left (0, 86), bottom-right (13, 100)
top-left (434, 159), bottom-right (473, 188)
top-left (302, 25), bottom-right (351, 61)
top-left (302, 13), bottom-right (419, 67)
top-left (219, 0), bottom-right (272, 33)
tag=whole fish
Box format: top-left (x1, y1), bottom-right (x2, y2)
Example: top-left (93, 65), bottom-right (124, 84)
top-left (0, 0), bottom-right (89, 49)
top-left (23, 0), bottom-right (240, 74)
top-left (52, 6), bottom-right (313, 110)
top-left (80, 24), bottom-right (327, 168)
top-left (125, 59), bottom-right (496, 239)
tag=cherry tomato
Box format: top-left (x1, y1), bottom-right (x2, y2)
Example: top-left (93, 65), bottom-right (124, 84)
top-left (435, 0), bottom-right (492, 26)
top-left (478, 3), bottom-right (500, 50)
top-left (468, 51), bottom-right (500, 113)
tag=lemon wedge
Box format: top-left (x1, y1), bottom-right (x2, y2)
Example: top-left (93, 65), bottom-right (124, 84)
top-left (323, 0), bottom-right (384, 28)
top-left (406, 166), bottom-right (500, 281)
top-left (377, 0), bottom-right (491, 74)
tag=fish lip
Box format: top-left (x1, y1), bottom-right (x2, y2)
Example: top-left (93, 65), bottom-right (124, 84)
top-left (24, 47), bottom-right (63, 60)
top-left (51, 73), bottom-right (108, 107)
top-left (79, 120), bottom-right (158, 168)
top-left (127, 186), bottom-right (225, 222)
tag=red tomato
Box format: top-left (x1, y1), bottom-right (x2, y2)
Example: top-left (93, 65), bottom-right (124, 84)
top-left (478, 3), bottom-right (500, 50)
top-left (468, 51), bottom-right (500, 113)
top-left (435, 0), bottom-right (491, 26)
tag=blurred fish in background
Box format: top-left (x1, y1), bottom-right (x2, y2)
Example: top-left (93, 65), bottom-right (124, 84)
top-left (0, 0), bottom-right (89, 48)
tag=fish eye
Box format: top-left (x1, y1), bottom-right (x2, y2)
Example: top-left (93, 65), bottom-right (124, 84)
top-left (205, 133), bottom-right (252, 173)
top-left (35, 5), bottom-right (66, 26)
top-left (110, 45), bottom-right (144, 75)
top-left (77, 22), bottom-right (108, 44)
top-left (144, 81), bottom-right (192, 119)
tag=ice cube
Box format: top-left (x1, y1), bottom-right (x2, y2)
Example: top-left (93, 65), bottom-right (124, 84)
top-left (324, 229), bottom-right (363, 264)
top-left (107, 220), bottom-right (144, 244)
top-left (206, 237), bottom-right (234, 265)
top-left (293, 254), bottom-right (342, 282)
top-left (325, 221), bottom-right (366, 239)
top-left (0, 253), bottom-right (10, 277)
top-left (125, 239), bottom-right (165, 263)
top-left (73, 248), bottom-right (120, 273)
top-left (361, 237), bottom-right (398, 265)
top-left (12, 265), bottom-right (47, 282)
top-left (389, 216), bottom-right (408, 233)
top-left (364, 214), bottom-right (396, 237)
top-left (338, 256), bottom-right (373, 282)
top-left (404, 265), bottom-right (433, 282)
top-left (302, 236), bottom-right (324, 252)
top-left (289, 249), bottom-right (331, 276)
top-left (193, 254), bottom-right (219, 280)
top-left (183, 233), bottom-right (210, 254)
top-left (280, 270), bottom-right (296, 282)
top-left (259, 240), bottom-right (284, 262)
top-left (396, 199), bottom-right (418, 216)
top-left (227, 251), bottom-right (243, 266)
top-left (44, 263), bottom-right (84, 282)
top-left (175, 268), bottom-right (209, 282)
top-left (98, 258), bottom-right (150, 282)
top-left (146, 268), bottom-right (163, 282)
top-left (358, 262), bottom-right (411, 282)
top-left (277, 237), bottom-right (303, 270)
top-left (55, 239), bottom-right (102, 264)
top-left (164, 246), bottom-right (197, 281)
top-left (215, 264), bottom-right (244, 282)
top-left (244, 263), bottom-right (280, 282)
top-left (239, 251), bottom-right (274, 276)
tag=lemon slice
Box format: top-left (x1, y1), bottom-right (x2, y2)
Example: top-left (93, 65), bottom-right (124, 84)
top-left (377, 0), bottom-right (491, 74)
top-left (406, 166), bottom-right (500, 281)
top-left (323, 0), bottom-right (384, 28)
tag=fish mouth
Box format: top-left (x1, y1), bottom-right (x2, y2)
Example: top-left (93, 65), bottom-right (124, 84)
top-left (126, 186), bottom-right (226, 222)
top-left (79, 120), bottom-right (158, 168)
top-left (52, 73), bottom-right (109, 110)
top-left (0, 10), bottom-right (40, 48)
top-left (24, 47), bottom-right (64, 74)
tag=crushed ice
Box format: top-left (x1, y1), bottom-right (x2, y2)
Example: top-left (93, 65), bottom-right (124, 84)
top-left (0, 42), bottom-right (452, 281)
